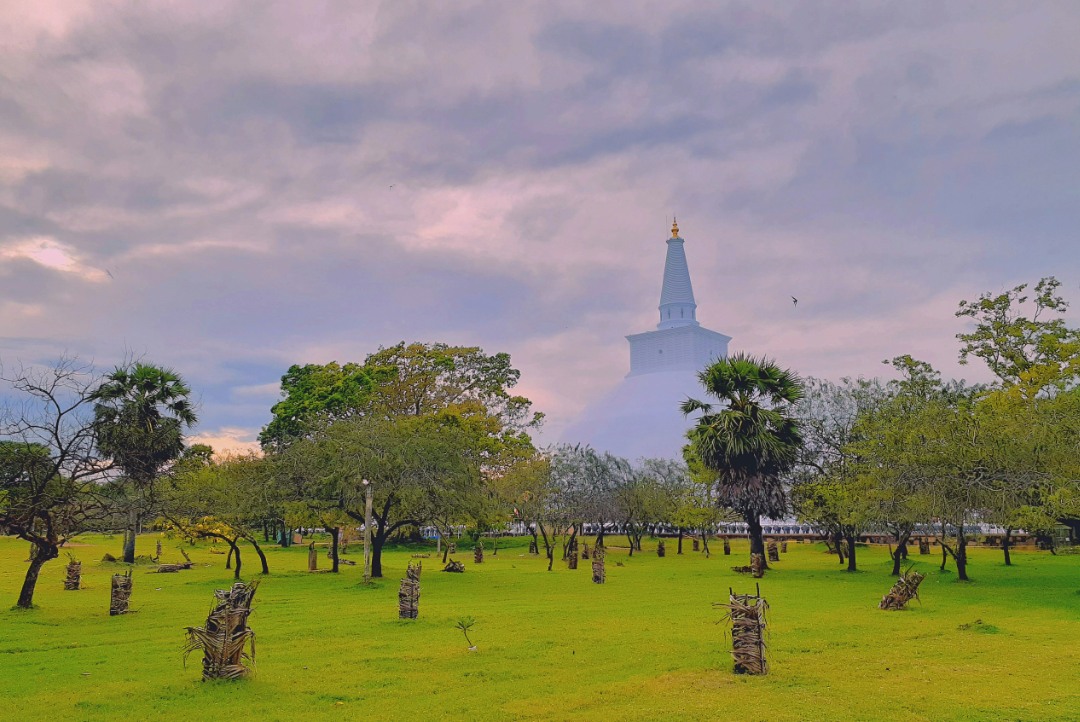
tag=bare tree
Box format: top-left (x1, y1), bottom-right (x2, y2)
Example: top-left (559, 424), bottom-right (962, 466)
top-left (0, 358), bottom-right (112, 608)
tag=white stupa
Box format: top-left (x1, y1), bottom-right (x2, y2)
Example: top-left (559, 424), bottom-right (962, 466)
top-left (561, 219), bottom-right (731, 460)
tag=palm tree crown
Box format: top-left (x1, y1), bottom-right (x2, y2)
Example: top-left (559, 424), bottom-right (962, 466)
top-left (682, 353), bottom-right (803, 519)
top-left (92, 363), bottom-right (198, 484)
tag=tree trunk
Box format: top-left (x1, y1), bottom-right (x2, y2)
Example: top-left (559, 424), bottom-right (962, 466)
top-left (677, 529), bottom-right (684, 555)
top-left (626, 527), bottom-right (635, 557)
top-left (595, 525), bottom-right (606, 548)
top-left (845, 534), bottom-right (857, 572)
top-left (746, 514), bottom-right (767, 569)
top-left (701, 531), bottom-right (711, 558)
top-left (955, 532), bottom-right (969, 581)
top-left (330, 527), bottom-right (340, 573)
top-left (832, 532), bottom-right (845, 564)
top-left (17, 544), bottom-right (56, 609)
top-left (225, 545), bottom-right (234, 570)
top-left (123, 510), bottom-right (137, 564)
top-left (1003, 527), bottom-right (1013, 566)
top-left (229, 540), bottom-right (242, 580)
top-left (940, 538), bottom-right (949, 571)
top-left (248, 538), bottom-right (270, 574)
top-left (891, 537), bottom-right (909, 577)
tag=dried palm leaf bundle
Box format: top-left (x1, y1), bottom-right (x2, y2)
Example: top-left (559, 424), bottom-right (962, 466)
top-left (751, 553), bottom-right (766, 578)
top-left (879, 569), bottom-right (925, 611)
top-left (716, 585), bottom-right (769, 675)
top-left (919, 538), bottom-right (930, 555)
top-left (155, 540), bottom-right (162, 561)
top-left (767, 542), bottom-right (779, 563)
top-left (406, 561), bottom-right (422, 582)
top-left (308, 543), bottom-right (318, 571)
top-left (64, 554), bottom-right (81, 591)
top-left (443, 559), bottom-right (465, 573)
top-left (722, 539), bottom-right (730, 555)
top-left (693, 539), bottom-right (700, 552)
top-left (591, 545), bottom-right (606, 584)
top-left (183, 581), bottom-right (258, 680)
top-left (781, 541), bottom-right (788, 554)
top-left (567, 548), bottom-right (579, 569)
top-left (473, 544), bottom-right (484, 564)
top-left (110, 570), bottom-right (133, 615)
top-left (657, 540), bottom-right (666, 558)
top-left (398, 575), bottom-right (420, 619)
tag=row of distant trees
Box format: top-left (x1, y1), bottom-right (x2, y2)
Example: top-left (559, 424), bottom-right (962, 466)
top-left (3, 278), bottom-right (1079, 608)
top-left (789, 278), bottom-right (1080, 579)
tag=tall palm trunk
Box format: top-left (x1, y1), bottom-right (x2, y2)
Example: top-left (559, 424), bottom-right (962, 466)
top-left (746, 513), bottom-right (767, 569)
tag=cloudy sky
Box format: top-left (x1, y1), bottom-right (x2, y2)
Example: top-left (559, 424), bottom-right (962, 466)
top-left (2, 1), bottom-right (1078, 451)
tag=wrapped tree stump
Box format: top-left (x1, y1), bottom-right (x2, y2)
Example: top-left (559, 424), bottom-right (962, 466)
top-left (879, 569), bottom-right (926, 610)
top-left (767, 542), bottom-right (779, 563)
top-left (308, 543), bottom-right (318, 571)
top-left (567, 548), bottom-right (578, 569)
top-left (528, 539), bottom-right (538, 555)
top-left (443, 560), bottom-right (465, 573)
top-left (582, 543), bottom-right (590, 559)
top-left (398, 565), bottom-right (420, 620)
top-left (110, 570), bottom-right (133, 615)
top-left (657, 540), bottom-right (666, 558)
top-left (716, 585), bottom-right (769, 675)
top-left (781, 541), bottom-right (788, 554)
top-left (591, 545), bottom-right (606, 584)
top-left (183, 581), bottom-right (258, 680)
top-left (474, 545), bottom-right (484, 564)
top-left (693, 539), bottom-right (700, 552)
top-left (919, 539), bottom-right (930, 555)
top-left (156, 540), bottom-right (163, 561)
top-left (723, 539), bottom-right (731, 555)
top-left (64, 555), bottom-right (81, 591)
top-left (751, 553), bottom-right (766, 578)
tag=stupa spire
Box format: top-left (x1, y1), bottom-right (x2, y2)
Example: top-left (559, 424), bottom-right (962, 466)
top-left (658, 219), bottom-right (698, 329)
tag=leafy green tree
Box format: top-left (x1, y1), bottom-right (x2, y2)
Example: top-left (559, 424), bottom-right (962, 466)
top-left (793, 377), bottom-right (890, 571)
top-left (164, 452), bottom-right (278, 577)
top-left (259, 362), bottom-right (384, 450)
top-left (956, 276), bottom-right (1080, 394)
top-left (1, 359), bottom-right (110, 608)
top-left (683, 353), bottom-right (804, 569)
top-left (92, 362), bottom-right (197, 563)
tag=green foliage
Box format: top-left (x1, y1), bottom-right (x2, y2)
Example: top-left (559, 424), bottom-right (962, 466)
top-left (956, 276), bottom-right (1080, 393)
top-left (259, 362), bottom-right (381, 449)
top-left (683, 353), bottom-right (804, 521)
top-left (92, 363), bottom-right (197, 486)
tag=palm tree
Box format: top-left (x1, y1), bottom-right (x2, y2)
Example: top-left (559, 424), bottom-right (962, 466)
top-left (93, 363), bottom-right (197, 563)
top-left (682, 353), bottom-right (803, 569)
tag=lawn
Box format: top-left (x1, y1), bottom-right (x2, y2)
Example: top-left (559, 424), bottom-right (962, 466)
top-left (1, 534), bottom-right (1078, 721)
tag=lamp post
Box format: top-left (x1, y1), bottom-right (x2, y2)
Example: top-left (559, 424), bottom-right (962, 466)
top-left (362, 479), bottom-right (373, 583)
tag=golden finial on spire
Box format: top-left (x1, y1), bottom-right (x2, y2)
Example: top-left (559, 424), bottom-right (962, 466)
top-left (671, 216), bottom-right (679, 238)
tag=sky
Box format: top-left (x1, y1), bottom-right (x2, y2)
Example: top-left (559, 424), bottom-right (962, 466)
top-left (1, 1), bottom-right (1078, 452)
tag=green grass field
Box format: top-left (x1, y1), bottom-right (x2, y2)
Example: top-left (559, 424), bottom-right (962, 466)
top-left (1, 534), bottom-right (1078, 721)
